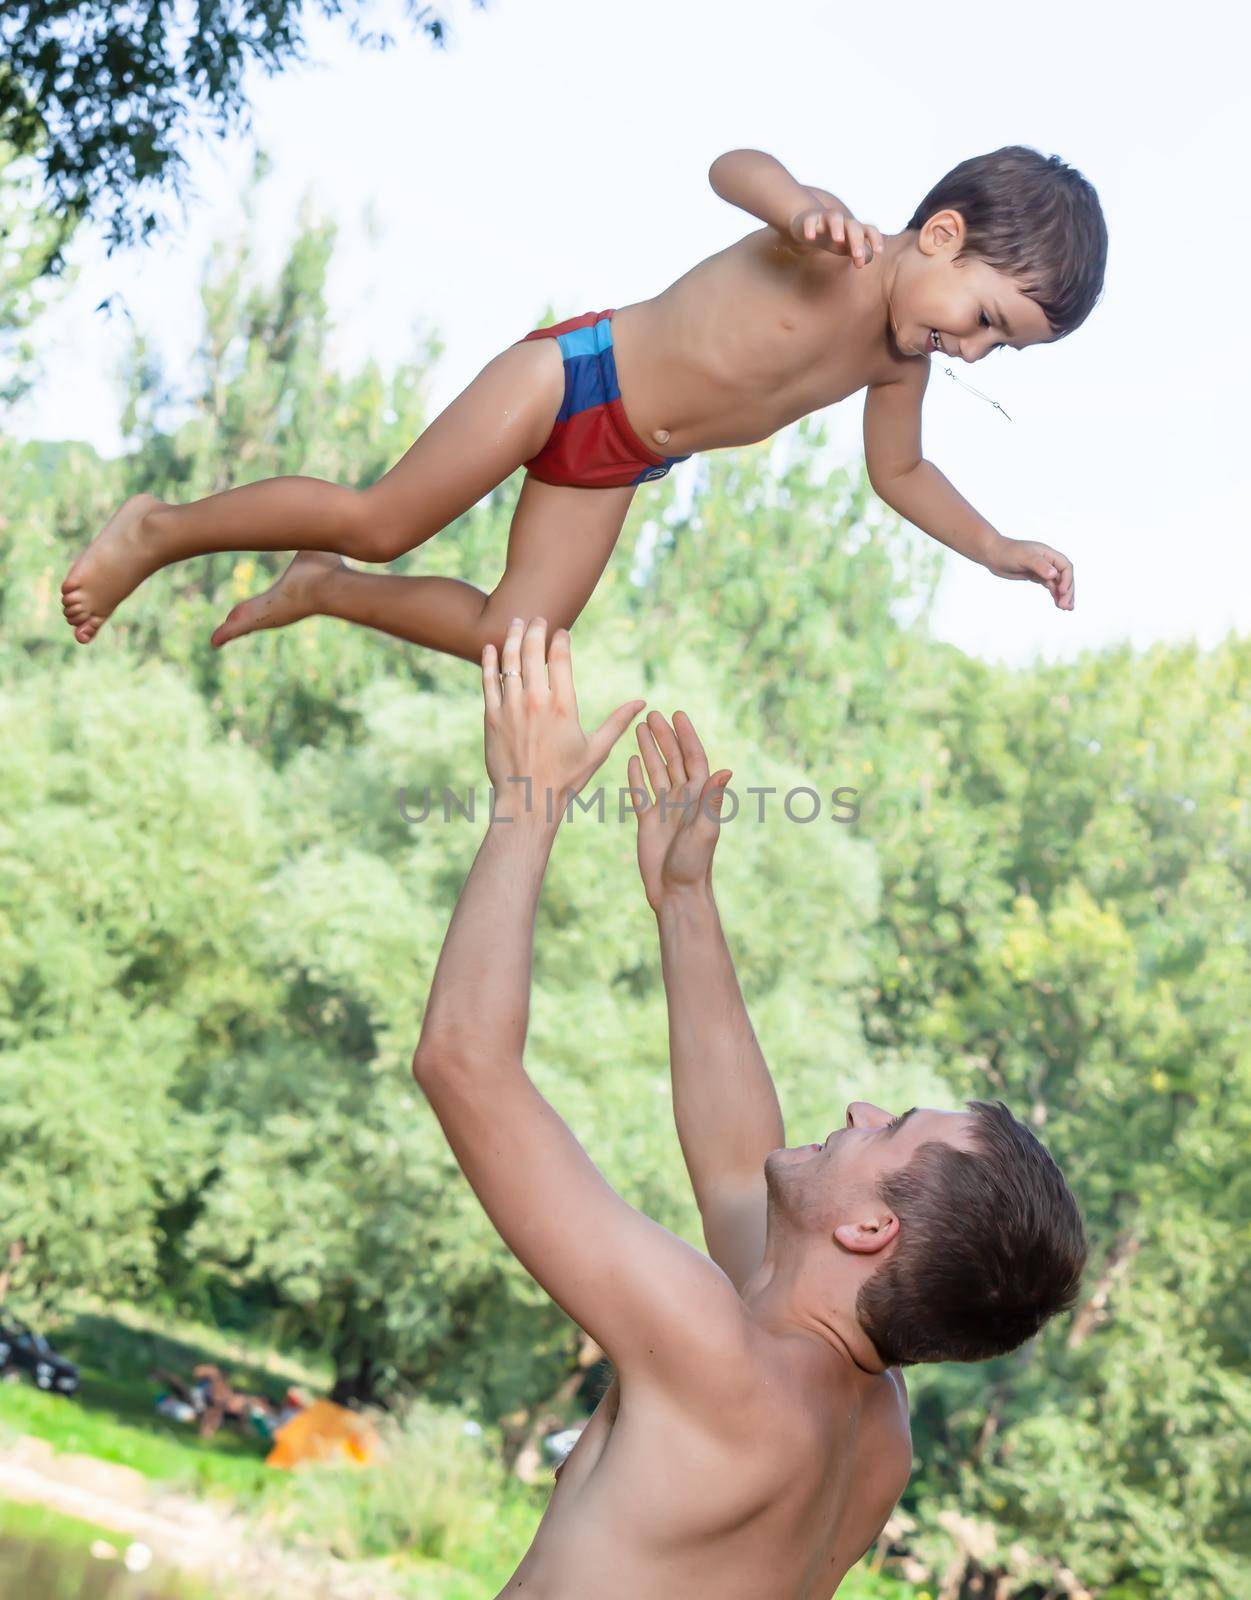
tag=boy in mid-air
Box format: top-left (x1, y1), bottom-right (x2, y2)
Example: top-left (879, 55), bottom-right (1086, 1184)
top-left (62, 145), bottom-right (1106, 654)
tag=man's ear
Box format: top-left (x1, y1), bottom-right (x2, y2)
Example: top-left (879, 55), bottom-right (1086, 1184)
top-left (833, 1212), bottom-right (900, 1255)
top-left (918, 208), bottom-right (966, 257)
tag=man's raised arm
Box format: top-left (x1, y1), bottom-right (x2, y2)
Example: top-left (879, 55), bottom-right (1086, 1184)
top-left (412, 622), bottom-right (751, 1391)
top-left (629, 711), bottom-right (785, 1292)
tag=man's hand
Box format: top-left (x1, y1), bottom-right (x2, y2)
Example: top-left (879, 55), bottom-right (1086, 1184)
top-left (482, 617), bottom-right (645, 826)
top-left (984, 537), bottom-right (1076, 611)
top-left (789, 206), bottom-right (884, 266)
top-left (628, 709), bottom-right (733, 913)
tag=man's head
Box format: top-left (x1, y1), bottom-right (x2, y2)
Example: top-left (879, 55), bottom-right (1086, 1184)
top-left (762, 1100), bottom-right (1085, 1366)
top-left (885, 145), bottom-right (1107, 363)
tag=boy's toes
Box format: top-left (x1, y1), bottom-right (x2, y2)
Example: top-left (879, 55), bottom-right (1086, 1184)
top-left (74, 617), bottom-right (102, 644)
top-left (210, 605), bottom-right (242, 649)
top-left (211, 599), bottom-right (263, 649)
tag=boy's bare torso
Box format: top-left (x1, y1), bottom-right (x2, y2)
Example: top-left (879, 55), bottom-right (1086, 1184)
top-left (498, 1326), bottom-right (912, 1600)
top-left (611, 227), bottom-right (908, 458)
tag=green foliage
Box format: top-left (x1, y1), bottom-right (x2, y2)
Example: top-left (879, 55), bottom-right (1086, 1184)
top-left (0, 3), bottom-right (470, 252)
top-left (0, 206), bottom-right (1246, 1600)
top-left (0, 141), bottom-right (72, 399)
top-left (274, 1398), bottom-right (541, 1565)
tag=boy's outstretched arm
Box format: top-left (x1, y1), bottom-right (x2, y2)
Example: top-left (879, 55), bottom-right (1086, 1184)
top-left (628, 711), bottom-right (784, 1293)
top-left (864, 365), bottom-right (1076, 610)
top-left (709, 148), bottom-right (883, 264)
top-left (413, 620), bottom-right (751, 1392)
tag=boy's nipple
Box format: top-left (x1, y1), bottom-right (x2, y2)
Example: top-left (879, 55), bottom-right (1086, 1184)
top-left (652, 428), bottom-right (671, 446)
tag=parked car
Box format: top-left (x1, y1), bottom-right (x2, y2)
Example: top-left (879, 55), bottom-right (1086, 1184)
top-left (0, 1313), bottom-right (80, 1396)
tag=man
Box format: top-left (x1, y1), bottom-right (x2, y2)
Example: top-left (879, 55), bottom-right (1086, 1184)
top-left (413, 617), bottom-right (1086, 1600)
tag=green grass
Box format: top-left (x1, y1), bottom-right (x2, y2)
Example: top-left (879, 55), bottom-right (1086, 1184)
top-left (0, 1378), bottom-right (274, 1499)
top-left (0, 1305), bottom-right (308, 1502)
top-left (0, 1498), bottom-right (123, 1552)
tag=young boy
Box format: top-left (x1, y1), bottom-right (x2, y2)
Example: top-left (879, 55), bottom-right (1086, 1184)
top-left (61, 145), bottom-right (1106, 656)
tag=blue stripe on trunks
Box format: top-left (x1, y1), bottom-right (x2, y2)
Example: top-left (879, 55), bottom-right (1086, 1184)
top-left (557, 318), bottom-right (614, 361)
top-left (557, 339), bottom-right (622, 422)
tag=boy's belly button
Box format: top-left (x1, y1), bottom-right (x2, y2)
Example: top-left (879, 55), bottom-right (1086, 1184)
top-left (652, 428), bottom-right (671, 446)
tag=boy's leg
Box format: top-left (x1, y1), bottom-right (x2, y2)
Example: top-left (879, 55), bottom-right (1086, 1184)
top-left (210, 476), bottom-right (636, 664)
top-left (60, 338), bottom-right (565, 643)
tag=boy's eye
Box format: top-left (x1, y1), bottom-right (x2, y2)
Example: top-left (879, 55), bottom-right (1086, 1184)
top-left (978, 310), bottom-right (991, 328)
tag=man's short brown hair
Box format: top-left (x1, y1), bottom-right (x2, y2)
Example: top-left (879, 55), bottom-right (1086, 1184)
top-left (906, 145), bottom-right (1108, 337)
top-left (856, 1100), bottom-right (1086, 1366)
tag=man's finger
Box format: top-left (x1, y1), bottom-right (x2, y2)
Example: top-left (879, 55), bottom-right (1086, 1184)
top-left (590, 699), bottom-right (647, 771)
top-left (482, 643), bottom-right (502, 713)
top-left (672, 709), bottom-right (710, 784)
top-left (636, 720), bottom-right (670, 797)
top-left (696, 769), bottom-right (732, 827)
top-left (626, 754), bottom-right (653, 814)
top-left (647, 710), bottom-right (688, 787)
top-left (521, 616), bottom-right (548, 695)
top-left (500, 617), bottom-right (524, 699)
top-left (548, 626), bottom-right (576, 712)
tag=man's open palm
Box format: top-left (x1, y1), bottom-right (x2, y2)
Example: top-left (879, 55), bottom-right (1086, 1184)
top-left (482, 618), bottom-right (644, 817)
top-left (629, 709), bottom-right (732, 910)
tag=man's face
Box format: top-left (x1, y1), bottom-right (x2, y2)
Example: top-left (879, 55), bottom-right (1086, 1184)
top-left (764, 1102), bottom-right (976, 1231)
top-left (889, 209), bottom-right (1056, 365)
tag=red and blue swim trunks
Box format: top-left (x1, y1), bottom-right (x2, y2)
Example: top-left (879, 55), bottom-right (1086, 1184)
top-left (520, 310), bottom-right (689, 490)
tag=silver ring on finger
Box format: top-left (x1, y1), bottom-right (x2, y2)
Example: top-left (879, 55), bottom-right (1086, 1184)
top-left (500, 669), bottom-right (521, 679)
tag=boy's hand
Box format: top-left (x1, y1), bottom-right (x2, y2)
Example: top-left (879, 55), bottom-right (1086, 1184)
top-left (482, 618), bottom-right (644, 827)
top-left (789, 207), bottom-right (883, 266)
top-left (628, 710), bottom-right (733, 912)
top-left (985, 537), bottom-right (1075, 611)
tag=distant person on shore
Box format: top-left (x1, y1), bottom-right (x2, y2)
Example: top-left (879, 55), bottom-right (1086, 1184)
top-left (411, 617), bottom-right (1086, 1599)
top-left (63, 146), bottom-right (1104, 653)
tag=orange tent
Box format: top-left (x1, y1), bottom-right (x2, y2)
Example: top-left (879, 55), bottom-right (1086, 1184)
top-left (265, 1398), bottom-right (381, 1470)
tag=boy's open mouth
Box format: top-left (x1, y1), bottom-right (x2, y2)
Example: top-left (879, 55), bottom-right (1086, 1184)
top-left (930, 328), bottom-right (944, 353)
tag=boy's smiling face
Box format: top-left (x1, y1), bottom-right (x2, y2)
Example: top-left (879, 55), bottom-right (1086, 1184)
top-left (888, 208), bottom-right (1056, 364)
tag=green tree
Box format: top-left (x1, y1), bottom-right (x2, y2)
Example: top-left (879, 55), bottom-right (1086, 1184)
top-left (0, 2), bottom-right (474, 252)
top-left (0, 144), bottom-right (73, 398)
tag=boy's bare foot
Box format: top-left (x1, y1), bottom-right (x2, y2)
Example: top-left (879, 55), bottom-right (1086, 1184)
top-left (60, 492), bottom-right (167, 643)
top-left (210, 550), bottom-right (343, 648)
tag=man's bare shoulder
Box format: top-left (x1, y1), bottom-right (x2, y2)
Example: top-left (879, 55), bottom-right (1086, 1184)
top-left (883, 1367), bottom-right (912, 1441)
top-left (873, 1368), bottom-right (914, 1487)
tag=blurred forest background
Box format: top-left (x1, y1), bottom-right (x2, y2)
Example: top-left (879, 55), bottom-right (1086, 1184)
top-left (0, 77), bottom-right (1248, 1599)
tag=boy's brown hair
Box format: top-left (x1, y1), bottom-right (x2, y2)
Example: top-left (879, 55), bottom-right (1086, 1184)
top-left (907, 145), bottom-right (1108, 337)
top-left (856, 1099), bottom-right (1086, 1366)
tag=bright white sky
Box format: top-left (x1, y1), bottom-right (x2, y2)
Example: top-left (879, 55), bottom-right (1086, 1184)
top-left (12, 0), bottom-right (1248, 664)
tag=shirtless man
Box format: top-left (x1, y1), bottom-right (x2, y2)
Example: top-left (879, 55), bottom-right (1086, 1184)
top-left (61, 145), bottom-right (1106, 651)
top-left (413, 616), bottom-right (1087, 1600)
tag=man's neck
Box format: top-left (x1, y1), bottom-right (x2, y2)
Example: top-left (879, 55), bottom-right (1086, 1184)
top-left (740, 1253), bottom-right (888, 1378)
